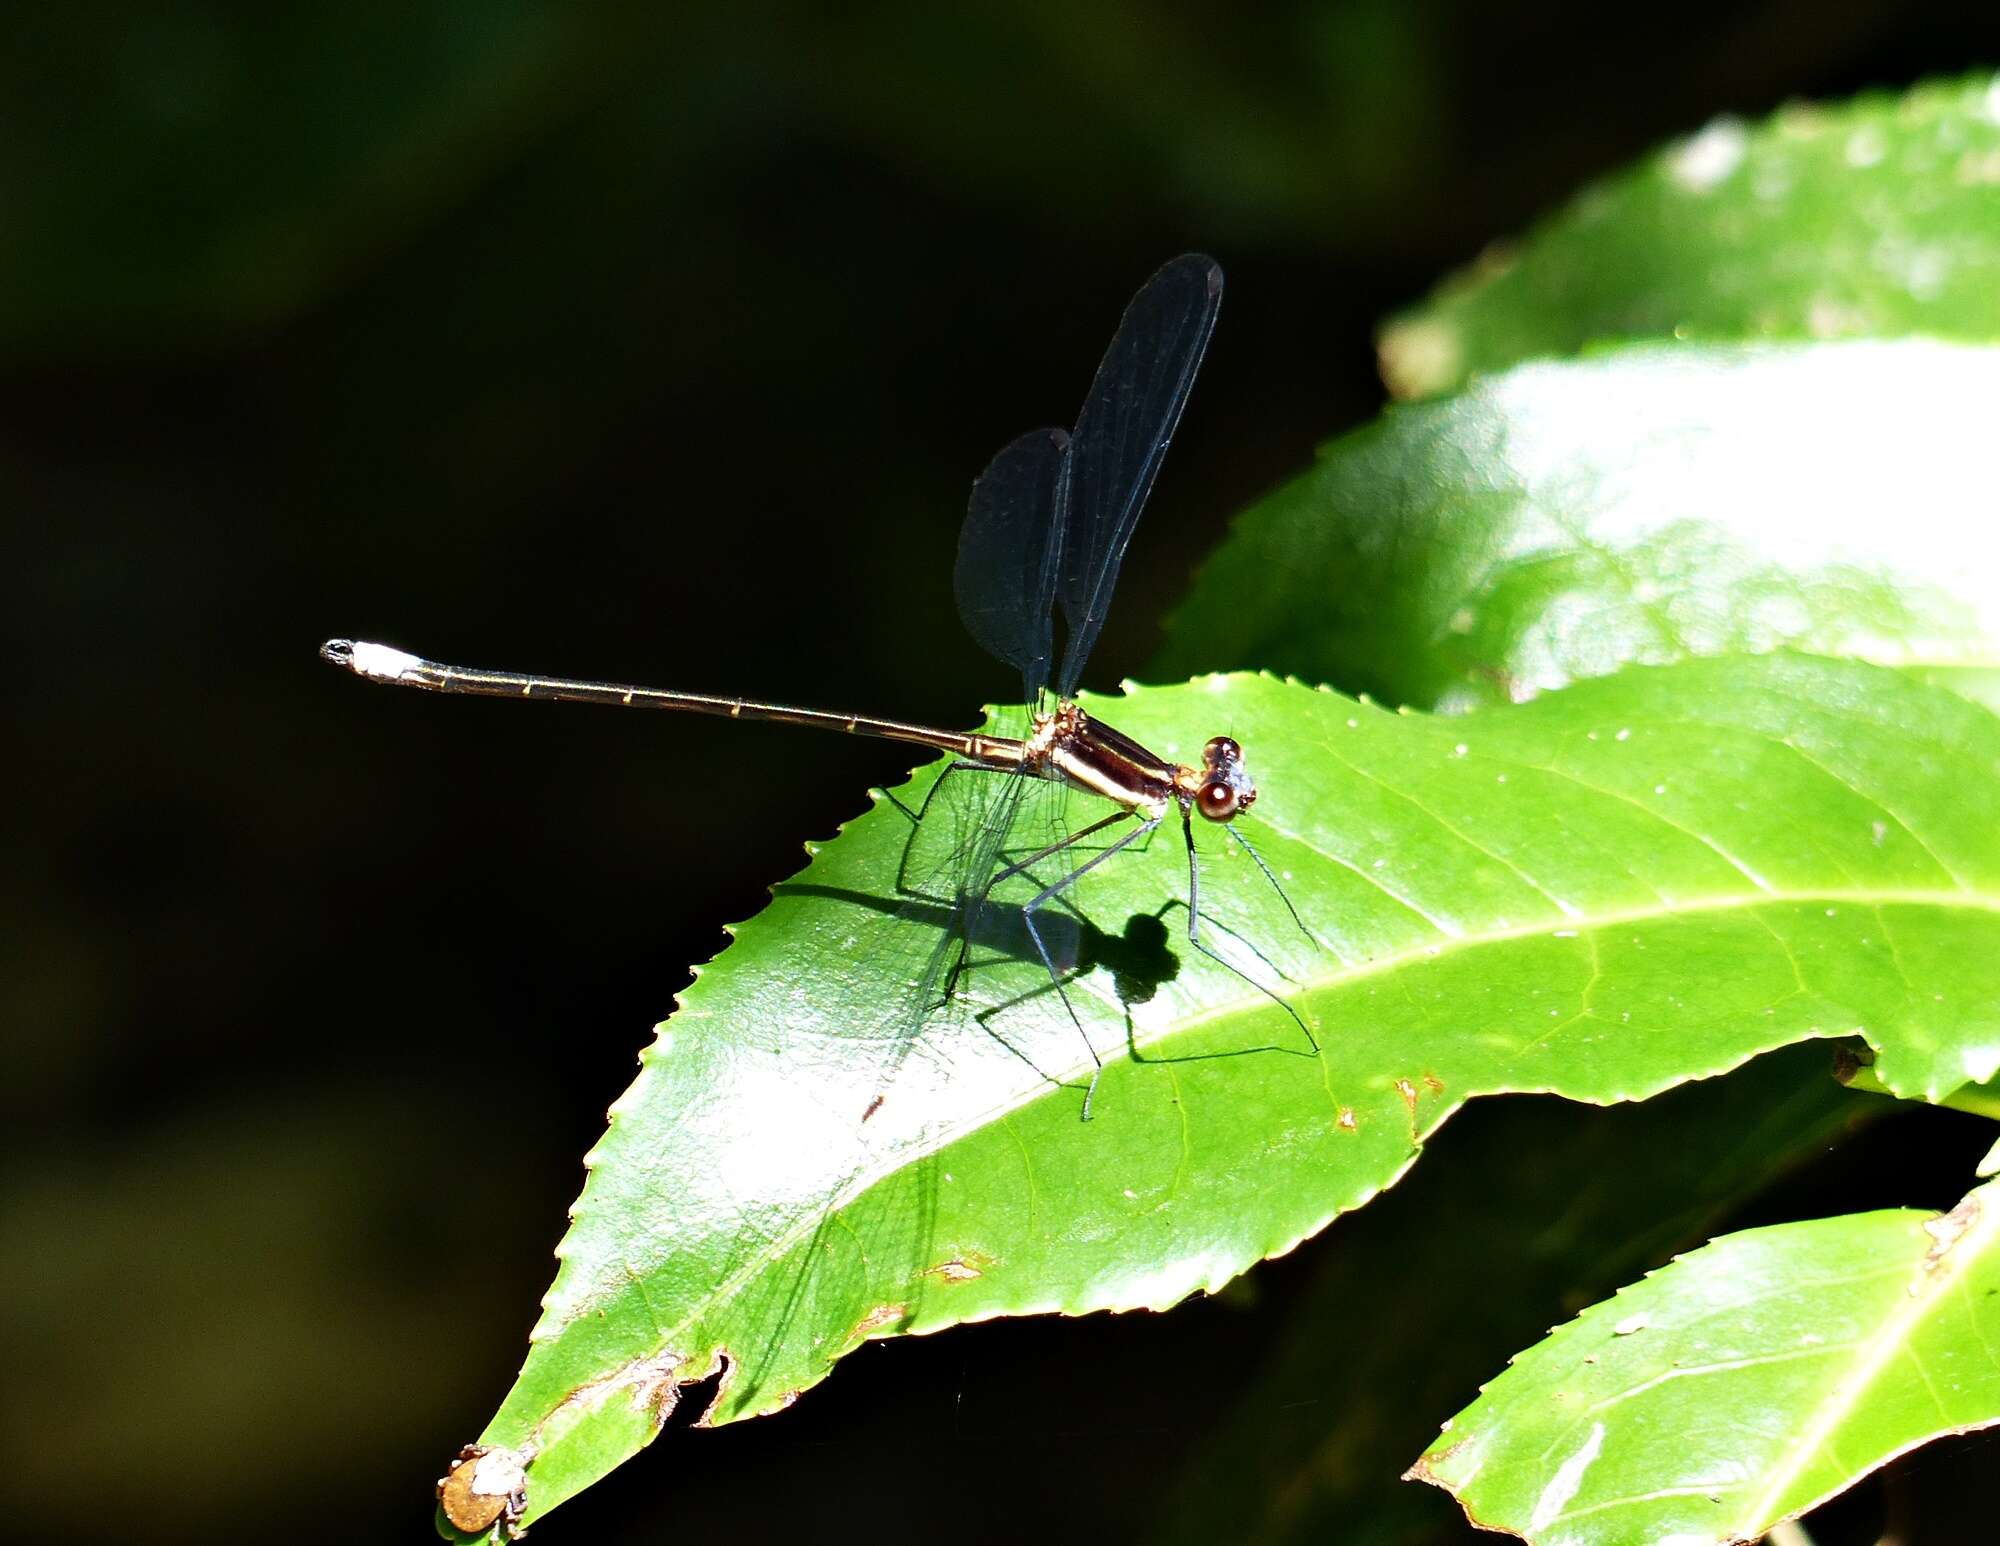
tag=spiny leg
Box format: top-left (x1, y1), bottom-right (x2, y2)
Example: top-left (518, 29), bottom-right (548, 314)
top-left (1226, 821), bottom-right (1316, 945)
top-left (949, 807), bottom-right (1143, 1111)
top-left (886, 757), bottom-right (1012, 843)
top-left (986, 807), bottom-right (1133, 895)
top-left (942, 802), bottom-right (1132, 1008)
top-left (888, 758), bottom-right (1023, 1006)
top-left (965, 807), bottom-right (1139, 1007)
top-left (1183, 809), bottom-right (1319, 1052)
top-left (1018, 814), bottom-right (1161, 1119)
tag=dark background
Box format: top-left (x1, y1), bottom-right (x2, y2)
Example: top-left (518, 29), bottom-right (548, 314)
top-left (10, 5), bottom-right (2000, 1544)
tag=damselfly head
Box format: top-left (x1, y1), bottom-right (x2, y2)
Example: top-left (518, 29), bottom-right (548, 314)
top-left (1192, 734), bottom-right (1256, 822)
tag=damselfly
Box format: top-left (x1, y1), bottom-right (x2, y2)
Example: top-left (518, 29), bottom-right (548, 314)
top-left (322, 254), bottom-right (1314, 1115)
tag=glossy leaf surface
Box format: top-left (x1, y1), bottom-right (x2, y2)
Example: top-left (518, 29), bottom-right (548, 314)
top-left (457, 654), bottom-right (2000, 1532)
top-left (1378, 74), bottom-right (2000, 400)
top-left (1156, 341), bottom-right (2000, 713)
top-left (1411, 1178), bottom-right (2000, 1545)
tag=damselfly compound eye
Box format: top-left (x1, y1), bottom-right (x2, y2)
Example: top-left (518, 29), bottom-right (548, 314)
top-left (1204, 735), bottom-right (1241, 764)
top-left (1197, 780), bottom-right (1240, 821)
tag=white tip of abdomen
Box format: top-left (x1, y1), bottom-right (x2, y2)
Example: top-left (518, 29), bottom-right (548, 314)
top-left (322, 638), bottom-right (427, 683)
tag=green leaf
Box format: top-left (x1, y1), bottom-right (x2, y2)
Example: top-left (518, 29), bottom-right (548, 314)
top-left (1155, 340), bottom-right (2000, 714)
top-left (1153, 1042), bottom-right (1869, 1546)
top-left (451, 653), bottom-right (2000, 1532)
top-left (1842, 1059), bottom-right (2000, 1123)
top-left (1378, 74), bottom-right (2000, 400)
top-left (1409, 1176), bottom-right (2000, 1545)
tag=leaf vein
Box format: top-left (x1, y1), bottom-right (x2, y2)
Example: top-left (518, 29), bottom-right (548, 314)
top-left (1312, 740), bottom-right (1580, 919)
top-left (1528, 755), bottom-right (1776, 895)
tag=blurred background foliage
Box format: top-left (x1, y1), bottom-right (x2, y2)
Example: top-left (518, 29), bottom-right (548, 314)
top-left (9, 4), bottom-right (2000, 1544)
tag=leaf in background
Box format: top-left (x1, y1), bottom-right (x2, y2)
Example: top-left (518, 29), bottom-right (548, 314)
top-left (1410, 1176), bottom-right (2000, 1546)
top-left (1378, 74), bottom-right (2000, 400)
top-left (1148, 1042), bottom-right (1872, 1546)
top-left (448, 654), bottom-right (2000, 1531)
top-left (1155, 341), bottom-right (2000, 714)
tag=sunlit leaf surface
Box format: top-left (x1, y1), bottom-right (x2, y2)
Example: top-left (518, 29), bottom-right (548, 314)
top-left (1156, 341), bottom-right (2000, 713)
top-left (1411, 1178), bottom-right (2000, 1546)
top-left (452, 655), bottom-right (2000, 1531)
top-left (1378, 74), bottom-right (2000, 400)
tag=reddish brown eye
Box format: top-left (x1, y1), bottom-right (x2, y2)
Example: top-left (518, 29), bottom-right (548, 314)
top-left (1204, 735), bottom-right (1241, 763)
top-left (1197, 781), bottom-right (1239, 821)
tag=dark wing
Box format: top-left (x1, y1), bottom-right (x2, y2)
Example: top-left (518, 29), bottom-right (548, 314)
top-left (1055, 253), bottom-right (1222, 697)
top-left (953, 426), bottom-right (1070, 705)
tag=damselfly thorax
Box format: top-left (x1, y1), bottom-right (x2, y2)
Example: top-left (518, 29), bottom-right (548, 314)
top-left (1023, 701), bottom-right (1256, 826)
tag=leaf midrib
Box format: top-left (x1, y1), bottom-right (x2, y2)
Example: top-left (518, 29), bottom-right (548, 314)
top-left (1269, 886), bottom-right (1995, 1017)
top-left (1741, 1198), bottom-right (2000, 1527)
top-left (599, 884), bottom-right (1996, 1409)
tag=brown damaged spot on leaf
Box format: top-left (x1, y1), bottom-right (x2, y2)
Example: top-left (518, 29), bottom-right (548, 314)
top-left (644, 1370), bottom-right (682, 1428)
top-left (1400, 1442), bottom-right (1455, 1485)
top-left (1391, 1073), bottom-right (1447, 1141)
top-left (927, 1253), bottom-right (991, 1284)
top-left (853, 1303), bottom-right (911, 1338)
top-left (1394, 1076), bottom-right (1425, 1141)
top-left (620, 1350), bottom-right (685, 1429)
top-left (1923, 1193), bottom-right (1981, 1270)
top-left (1832, 1043), bottom-right (1872, 1084)
top-left (1395, 1073), bottom-right (1447, 1105)
top-left (1336, 1106), bottom-right (1358, 1131)
top-left (543, 1347), bottom-right (688, 1452)
top-left (1405, 1439), bottom-right (1511, 1539)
